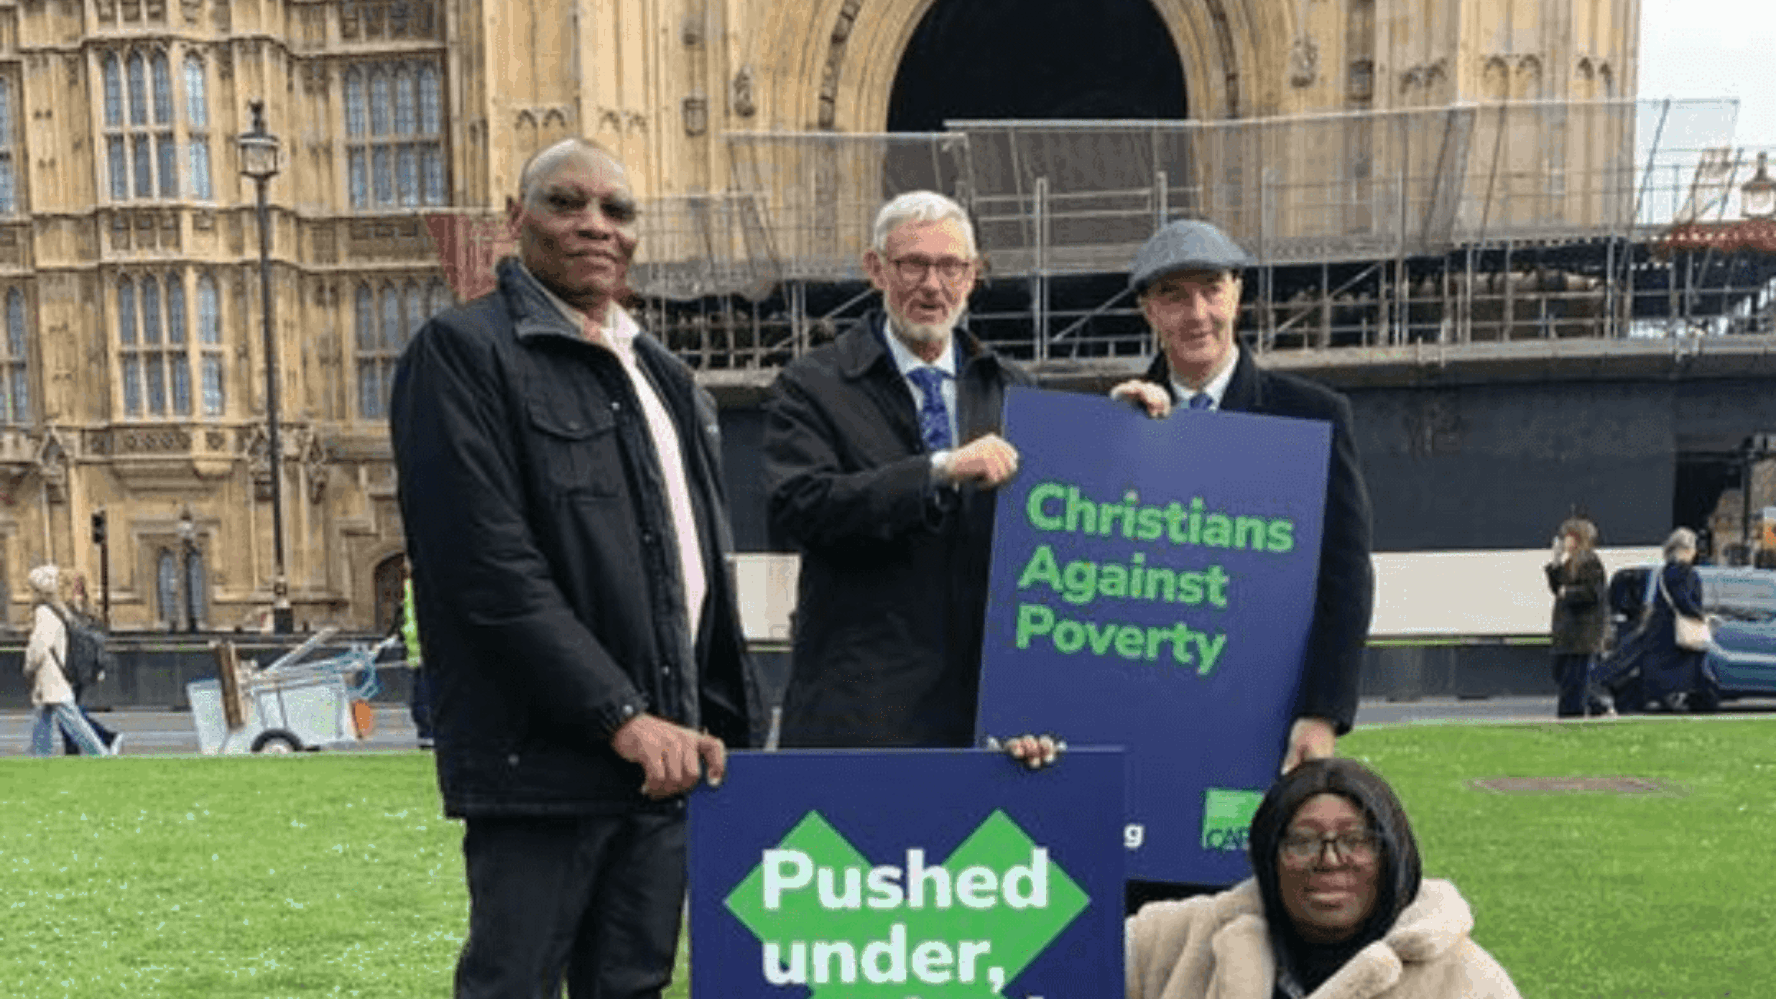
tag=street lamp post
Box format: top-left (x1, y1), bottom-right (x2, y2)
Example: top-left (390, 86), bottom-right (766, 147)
top-left (177, 505), bottom-right (199, 632)
top-left (239, 99), bottom-right (293, 633)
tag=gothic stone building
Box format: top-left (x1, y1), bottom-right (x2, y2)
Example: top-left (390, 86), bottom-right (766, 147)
top-left (0, 0), bottom-right (1638, 633)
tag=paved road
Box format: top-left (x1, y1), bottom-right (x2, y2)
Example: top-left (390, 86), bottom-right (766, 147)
top-left (15, 695), bottom-right (1772, 757)
top-left (9, 695), bottom-right (1776, 756)
top-left (0, 705), bottom-right (428, 756)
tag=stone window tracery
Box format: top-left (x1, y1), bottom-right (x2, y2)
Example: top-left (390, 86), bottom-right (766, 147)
top-left (101, 49), bottom-right (213, 203)
top-left (0, 77), bottom-right (17, 214)
top-left (2, 288), bottom-right (30, 424)
top-left (356, 278), bottom-right (448, 418)
top-left (117, 272), bottom-right (218, 419)
top-left (344, 61), bottom-right (447, 210)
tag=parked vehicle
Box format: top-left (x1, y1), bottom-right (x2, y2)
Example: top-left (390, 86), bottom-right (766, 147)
top-left (1600, 565), bottom-right (1776, 711)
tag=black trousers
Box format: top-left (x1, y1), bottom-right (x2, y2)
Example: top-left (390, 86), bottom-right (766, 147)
top-left (1554, 653), bottom-right (1608, 717)
top-left (455, 811), bottom-right (686, 999)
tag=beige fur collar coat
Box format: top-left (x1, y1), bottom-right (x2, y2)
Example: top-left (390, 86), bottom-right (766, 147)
top-left (1127, 877), bottom-right (1521, 999)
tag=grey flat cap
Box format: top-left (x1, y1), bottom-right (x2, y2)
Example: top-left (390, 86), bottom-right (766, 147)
top-left (1128, 219), bottom-right (1251, 293)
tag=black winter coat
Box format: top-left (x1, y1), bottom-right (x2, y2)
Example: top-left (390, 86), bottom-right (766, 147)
top-left (1640, 560), bottom-right (1707, 702)
top-left (390, 259), bottom-right (761, 816)
top-left (1139, 346), bottom-right (1375, 732)
top-left (1545, 551), bottom-right (1608, 654)
top-left (763, 313), bottom-right (1032, 747)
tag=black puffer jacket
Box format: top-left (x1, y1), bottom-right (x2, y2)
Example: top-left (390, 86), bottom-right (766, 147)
top-left (391, 258), bottom-right (762, 816)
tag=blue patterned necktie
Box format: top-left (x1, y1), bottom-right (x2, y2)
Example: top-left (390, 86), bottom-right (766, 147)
top-left (906, 367), bottom-right (953, 451)
top-left (1186, 392), bottom-right (1214, 411)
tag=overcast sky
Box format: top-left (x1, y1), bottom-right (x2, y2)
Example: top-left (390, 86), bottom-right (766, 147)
top-left (1639, 0), bottom-right (1776, 147)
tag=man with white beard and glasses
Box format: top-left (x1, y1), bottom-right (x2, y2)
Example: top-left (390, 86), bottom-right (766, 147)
top-left (764, 191), bottom-right (1031, 748)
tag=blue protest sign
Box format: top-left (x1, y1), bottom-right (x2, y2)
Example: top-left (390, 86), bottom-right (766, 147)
top-left (689, 749), bottom-right (1124, 998)
top-left (976, 387), bottom-right (1330, 885)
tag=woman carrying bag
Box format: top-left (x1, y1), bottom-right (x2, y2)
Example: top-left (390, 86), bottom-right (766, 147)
top-left (1639, 528), bottom-right (1716, 712)
top-left (23, 564), bottom-right (112, 757)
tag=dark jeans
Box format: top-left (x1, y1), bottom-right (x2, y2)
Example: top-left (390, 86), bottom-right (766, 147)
top-left (60, 690), bottom-right (117, 755)
top-left (455, 811), bottom-right (686, 999)
top-left (1554, 653), bottom-right (1609, 717)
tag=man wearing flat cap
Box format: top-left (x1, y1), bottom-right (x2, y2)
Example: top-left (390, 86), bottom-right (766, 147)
top-left (1112, 219), bottom-right (1374, 788)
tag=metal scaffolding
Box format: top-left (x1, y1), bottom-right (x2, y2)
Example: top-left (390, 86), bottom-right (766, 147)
top-left (438, 99), bottom-right (1776, 379)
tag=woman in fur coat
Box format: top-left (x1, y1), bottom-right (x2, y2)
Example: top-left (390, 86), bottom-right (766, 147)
top-left (1126, 758), bottom-right (1520, 999)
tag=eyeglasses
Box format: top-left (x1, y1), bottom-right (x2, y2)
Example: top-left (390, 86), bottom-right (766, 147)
top-left (1279, 830), bottom-right (1379, 866)
top-left (889, 255), bottom-right (974, 283)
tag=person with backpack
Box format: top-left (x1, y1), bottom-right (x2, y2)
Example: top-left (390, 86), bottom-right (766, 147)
top-left (23, 564), bottom-right (112, 757)
top-left (56, 570), bottom-right (121, 754)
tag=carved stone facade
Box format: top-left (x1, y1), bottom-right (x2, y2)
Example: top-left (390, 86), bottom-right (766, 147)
top-left (0, 0), bottom-right (1638, 631)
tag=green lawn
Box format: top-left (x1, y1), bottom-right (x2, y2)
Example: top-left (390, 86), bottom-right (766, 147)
top-left (2, 718), bottom-right (1771, 997)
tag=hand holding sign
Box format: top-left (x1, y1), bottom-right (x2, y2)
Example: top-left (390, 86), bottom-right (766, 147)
top-left (1110, 379), bottom-right (1174, 419)
top-left (941, 433), bottom-right (1021, 488)
top-left (1280, 716), bottom-right (1337, 774)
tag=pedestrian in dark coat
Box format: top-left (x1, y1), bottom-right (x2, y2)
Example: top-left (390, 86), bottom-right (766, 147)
top-left (390, 138), bottom-right (762, 999)
top-left (1545, 516), bottom-right (1610, 717)
top-left (764, 191), bottom-right (1031, 748)
top-left (1639, 527), bottom-right (1710, 710)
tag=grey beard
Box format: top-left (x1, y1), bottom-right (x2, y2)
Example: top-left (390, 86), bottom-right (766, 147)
top-left (887, 310), bottom-right (963, 351)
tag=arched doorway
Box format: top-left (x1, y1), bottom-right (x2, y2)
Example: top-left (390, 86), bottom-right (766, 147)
top-left (886, 0), bottom-right (1188, 131)
top-left (372, 553), bottom-right (407, 635)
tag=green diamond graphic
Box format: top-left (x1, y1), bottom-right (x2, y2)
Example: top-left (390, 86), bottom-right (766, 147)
top-left (723, 810), bottom-right (1089, 997)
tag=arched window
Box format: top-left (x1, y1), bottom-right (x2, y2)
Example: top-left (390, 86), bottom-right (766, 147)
top-left (345, 60), bottom-right (447, 211)
top-left (1, 288), bottom-right (29, 424)
top-left (127, 54), bottom-right (152, 196)
top-left (0, 77), bottom-right (16, 214)
top-left (103, 55), bottom-right (127, 199)
top-left (118, 279), bottom-right (141, 413)
top-left (346, 70), bottom-right (369, 208)
top-left (405, 283), bottom-right (425, 341)
top-left (117, 272), bottom-right (194, 418)
top-left (395, 68), bottom-right (418, 207)
top-left (355, 285), bottom-right (379, 417)
top-left (373, 553), bottom-right (407, 634)
top-left (370, 72), bottom-right (393, 205)
top-left (197, 274), bottom-right (224, 415)
top-left (102, 48), bottom-right (204, 202)
top-left (141, 275), bottom-right (166, 413)
top-left (156, 548), bottom-right (180, 631)
top-left (127, 53), bottom-right (147, 126)
top-left (428, 278), bottom-right (453, 317)
top-left (151, 53), bottom-right (176, 197)
top-left (420, 66), bottom-right (445, 203)
top-left (356, 280), bottom-right (428, 419)
top-left (184, 56), bottom-right (212, 199)
top-left (166, 276), bottom-right (190, 415)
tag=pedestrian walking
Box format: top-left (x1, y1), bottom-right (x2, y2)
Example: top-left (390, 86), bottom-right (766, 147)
top-left (23, 565), bottom-right (112, 757)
